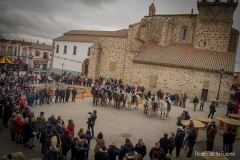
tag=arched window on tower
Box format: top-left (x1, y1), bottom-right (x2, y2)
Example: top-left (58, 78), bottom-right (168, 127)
top-left (183, 29), bottom-right (187, 40)
top-left (204, 40), bottom-right (207, 46)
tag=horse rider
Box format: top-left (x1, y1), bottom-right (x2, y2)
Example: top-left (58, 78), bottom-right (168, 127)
top-left (165, 99), bottom-right (171, 117)
top-left (105, 82), bottom-right (112, 99)
top-left (165, 93), bottom-right (170, 101)
top-left (120, 87), bottom-right (125, 101)
top-left (150, 94), bottom-right (157, 113)
top-left (130, 87), bottom-right (136, 105)
top-left (95, 83), bottom-right (101, 95)
top-left (157, 89), bottom-right (162, 100)
top-left (147, 90), bottom-right (152, 99)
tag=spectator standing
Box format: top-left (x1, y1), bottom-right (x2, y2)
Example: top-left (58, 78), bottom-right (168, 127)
top-left (119, 138), bottom-right (133, 160)
top-left (125, 146), bottom-right (137, 160)
top-left (176, 112), bottom-right (185, 126)
top-left (37, 111), bottom-right (46, 137)
top-left (9, 113), bottom-right (17, 141)
top-left (56, 119), bottom-right (65, 135)
top-left (168, 132), bottom-right (175, 155)
top-left (67, 119), bottom-right (75, 137)
top-left (75, 140), bottom-right (90, 160)
top-left (182, 93), bottom-right (187, 108)
top-left (134, 139), bottom-right (147, 159)
top-left (226, 101), bottom-right (233, 116)
top-left (60, 129), bottom-right (72, 158)
top-left (77, 128), bottom-right (84, 138)
top-left (229, 129), bottom-right (236, 152)
top-left (222, 127), bottom-right (234, 154)
top-left (48, 130), bottom-right (61, 160)
top-left (48, 114), bottom-right (57, 126)
top-left (87, 110), bottom-right (97, 137)
top-left (94, 145), bottom-right (110, 160)
top-left (55, 87), bottom-right (59, 103)
top-left (72, 88), bottom-right (77, 102)
top-left (199, 98), bottom-right (204, 111)
top-left (15, 114), bottom-right (23, 144)
top-left (174, 126), bottom-right (184, 158)
top-left (233, 103), bottom-right (240, 114)
top-left (29, 117), bottom-right (38, 150)
top-left (208, 103), bottom-right (216, 119)
top-left (94, 132), bottom-right (105, 153)
top-left (186, 127), bottom-right (196, 157)
top-left (159, 133), bottom-right (171, 156)
top-left (192, 96), bottom-right (199, 111)
top-left (149, 142), bottom-right (165, 160)
top-left (206, 124), bottom-right (217, 151)
top-left (22, 117), bottom-right (30, 147)
top-left (108, 143), bottom-right (120, 160)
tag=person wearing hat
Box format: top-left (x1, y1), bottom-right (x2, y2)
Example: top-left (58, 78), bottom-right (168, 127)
top-left (150, 94), bottom-right (157, 114)
top-left (175, 126), bottom-right (185, 158)
top-left (67, 119), bottom-right (75, 137)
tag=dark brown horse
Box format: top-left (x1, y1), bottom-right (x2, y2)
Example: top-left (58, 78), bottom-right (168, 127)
top-left (113, 92), bottom-right (126, 109)
top-left (91, 87), bottom-right (100, 106)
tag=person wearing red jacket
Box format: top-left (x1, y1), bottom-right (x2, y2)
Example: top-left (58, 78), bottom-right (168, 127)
top-left (66, 119), bottom-right (75, 137)
top-left (15, 114), bottom-right (23, 144)
top-left (233, 103), bottom-right (240, 114)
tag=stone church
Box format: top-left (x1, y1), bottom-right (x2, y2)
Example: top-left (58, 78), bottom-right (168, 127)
top-left (88, 0), bottom-right (239, 103)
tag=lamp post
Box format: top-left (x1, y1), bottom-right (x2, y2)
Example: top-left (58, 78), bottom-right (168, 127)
top-left (62, 63), bottom-right (64, 72)
top-left (29, 53), bottom-right (34, 74)
top-left (216, 68), bottom-right (224, 106)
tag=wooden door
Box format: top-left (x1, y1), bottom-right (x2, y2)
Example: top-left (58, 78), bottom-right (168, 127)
top-left (84, 62), bottom-right (88, 76)
top-left (201, 89), bottom-right (208, 101)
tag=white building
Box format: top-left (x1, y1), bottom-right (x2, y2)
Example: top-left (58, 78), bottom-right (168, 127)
top-left (52, 30), bottom-right (109, 75)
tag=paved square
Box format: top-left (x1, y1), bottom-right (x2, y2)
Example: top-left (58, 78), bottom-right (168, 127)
top-left (0, 98), bottom-right (239, 160)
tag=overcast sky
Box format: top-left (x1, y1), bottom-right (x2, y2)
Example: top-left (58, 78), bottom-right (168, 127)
top-left (1, 0), bottom-right (240, 71)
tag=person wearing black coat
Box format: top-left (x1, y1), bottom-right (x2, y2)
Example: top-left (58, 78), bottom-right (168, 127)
top-left (55, 88), bottom-right (59, 103)
top-left (48, 115), bottom-right (58, 126)
top-left (208, 103), bottom-right (216, 119)
top-left (187, 128), bottom-right (197, 157)
top-left (81, 129), bottom-right (93, 160)
top-left (71, 136), bottom-right (80, 160)
top-left (94, 146), bottom-right (109, 160)
top-left (72, 88), bottom-right (77, 102)
top-left (119, 138), bottom-right (133, 160)
top-left (184, 111), bottom-right (190, 120)
top-left (149, 142), bottom-right (165, 160)
top-left (107, 143), bottom-right (120, 160)
top-left (75, 140), bottom-right (90, 160)
top-left (175, 126), bottom-right (185, 158)
top-left (65, 87), bottom-right (71, 102)
top-left (222, 127), bottom-right (234, 154)
top-left (134, 139), bottom-right (147, 159)
top-left (159, 133), bottom-right (170, 156)
top-left (60, 89), bottom-right (65, 103)
top-left (22, 118), bottom-right (30, 147)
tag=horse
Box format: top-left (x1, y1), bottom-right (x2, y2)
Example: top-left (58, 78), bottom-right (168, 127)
top-left (100, 88), bottom-right (108, 106)
top-left (126, 93), bottom-right (141, 111)
top-left (157, 99), bottom-right (168, 120)
top-left (131, 94), bottom-right (140, 110)
top-left (91, 87), bottom-right (100, 106)
top-left (112, 92), bottom-right (122, 109)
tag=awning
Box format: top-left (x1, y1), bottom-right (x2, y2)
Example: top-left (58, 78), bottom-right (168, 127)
top-left (14, 56), bottom-right (28, 65)
top-left (0, 56), bottom-right (14, 64)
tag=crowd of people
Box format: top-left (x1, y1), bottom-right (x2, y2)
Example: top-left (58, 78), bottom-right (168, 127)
top-left (0, 65), bottom-right (239, 160)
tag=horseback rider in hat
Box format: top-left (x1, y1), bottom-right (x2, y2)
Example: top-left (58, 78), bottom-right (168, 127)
top-left (150, 94), bottom-right (157, 113)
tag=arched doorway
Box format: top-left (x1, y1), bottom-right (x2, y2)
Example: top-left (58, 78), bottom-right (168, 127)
top-left (82, 58), bottom-right (89, 76)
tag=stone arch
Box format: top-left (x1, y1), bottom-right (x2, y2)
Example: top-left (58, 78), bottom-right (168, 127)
top-left (82, 58), bottom-right (89, 76)
top-left (135, 23), bottom-right (148, 41)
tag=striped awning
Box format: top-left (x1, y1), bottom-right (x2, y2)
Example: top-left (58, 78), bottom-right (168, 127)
top-left (0, 56), bottom-right (14, 64)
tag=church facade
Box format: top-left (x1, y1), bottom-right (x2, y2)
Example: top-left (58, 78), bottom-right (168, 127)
top-left (87, 0), bottom-right (239, 103)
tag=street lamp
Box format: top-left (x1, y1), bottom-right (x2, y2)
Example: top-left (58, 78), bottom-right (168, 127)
top-left (216, 68), bottom-right (224, 106)
top-left (29, 53), bottom-right (34, 74)
top-left (62, 63), bottom-right (64, 72)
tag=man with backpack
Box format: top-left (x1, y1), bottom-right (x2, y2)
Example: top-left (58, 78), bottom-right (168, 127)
top-left (43, 129), bottom-right (53, 160)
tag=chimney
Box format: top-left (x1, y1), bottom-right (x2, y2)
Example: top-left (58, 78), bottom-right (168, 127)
top-left (42, 43), bottom-right (45, 45)
top-left (191, 8), bottom-right (193, 14)
top-left (23, 39), bottom-right (24, 41)
top-left (37, 40), bottom-right (39, 44)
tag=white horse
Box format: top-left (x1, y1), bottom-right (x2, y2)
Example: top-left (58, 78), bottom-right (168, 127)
top-left (158, 99), bottom-right (168, 120)
top-left (126, 94), bottom-right (140, 110)
top-left (143, 99), bottom-right (154, 116)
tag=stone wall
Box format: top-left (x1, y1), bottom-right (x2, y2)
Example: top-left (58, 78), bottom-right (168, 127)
top-left (138, 15), bottom-right (197, 45)
top-left (88, 37), bottom-right (127, 80)
top-left (193, 4), bottom-right (235, 52)
top-left (228, 28), bottom-right (240, 53)
top-left (130, 62), bottom-right (233, 103)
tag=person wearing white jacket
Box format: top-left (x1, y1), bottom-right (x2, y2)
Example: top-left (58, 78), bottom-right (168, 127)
top-left (48, 130), bottom-right (62, 160)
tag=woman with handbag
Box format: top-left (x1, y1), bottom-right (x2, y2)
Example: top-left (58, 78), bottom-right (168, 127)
top-left (48, 130), bottom-right (61, 160)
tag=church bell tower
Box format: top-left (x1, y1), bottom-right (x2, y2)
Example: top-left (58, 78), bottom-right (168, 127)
top-left (149, 3), bottom-right (156, 16)
top-left (193, 0), bottom-right (238, 52)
